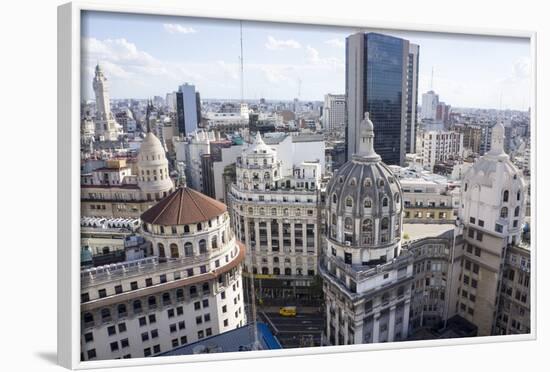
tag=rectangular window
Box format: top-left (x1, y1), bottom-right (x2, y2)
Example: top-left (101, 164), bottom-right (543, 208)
top-left (118, 323), bottom-right (126, 333)
top-left (148, 314), bottom-right (156, 324)
top-left (107, 326), bottom-right (116, 336)
top-left (153, 345), bottom-right (160, 354)
top-left (98, 289), bottom-right (107, 298)
top-left (224, 319), bottom-right (228, 327)
top-left (194, 301), bottom-right (201, 310)
top-left (141, 332), bottom-right (149, 342)
top-left (170, 324), bottom-right (177, 333)
top-left (177, 306), bottom-right (183, 316)
top-left (471, 279), bottom-right (478, 288)
top-left (130, 281), bottom-right (138, 290)
top-left (206, 328), bottom-right (212, 336)
top-left (139, 317), bottom-right (147, 327)
top-left (478, 220), bottom-right (484, 227)
top-left (198, 330), bottom-right (204, 339)
top-left (143, 348), bottom-right (151, 357)
top-left (114, 285), bottom-right (123, 294)
top-left (87, 349), bottom-right (96, 359)
top-left (145, 278), bottom-right (153, 287)
top-left (473, 264), bottom-right (479, 274)
top-left (204, 314), bottom-right (211, 322)
top-left (196, 316), bottom-right (203, 325)
top-left (474, 247), bottom-right (481, 257)
top-left (202, 299), bottom-right (209, 308)
top-left (221, 291), bottom-right (226, 300)
top-left (178, 320), bottom-right (186, 330)
top-left (167, 309), bottom-right (175, 318)
top-left (160, 274), bottom-right (167, 283)
top-left (151, 329), bottom-right (158, 339)
top-left (81, 293), bottom-right (89, 303)
top-left (180, 336), bottom-right (188, 345)
top-left (84, 332), bottom-right (93, 343)
top-left (120, 339), bottom-right (129, 348)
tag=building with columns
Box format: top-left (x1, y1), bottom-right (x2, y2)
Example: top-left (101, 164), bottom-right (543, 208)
top-left (92, 64), bottom-right (123, 141)
top-left (228, 133), bottom-right (322, 301)
top-left (320, 113), bottom-right (414, 345)
top-left (80, 185), bottom-right (246, 361)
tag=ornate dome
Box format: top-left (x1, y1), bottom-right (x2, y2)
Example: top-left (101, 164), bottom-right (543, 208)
top-left (326, 113), bottom-right (403, 262)
top-left (137, 132), bottom-right (174, 196)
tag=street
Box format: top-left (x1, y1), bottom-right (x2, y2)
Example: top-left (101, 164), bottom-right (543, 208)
top-left (258, 309), bottom-right (325, 348)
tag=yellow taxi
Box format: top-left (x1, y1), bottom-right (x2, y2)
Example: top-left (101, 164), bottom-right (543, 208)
top-left (279, 306), bottom-right (297, 317)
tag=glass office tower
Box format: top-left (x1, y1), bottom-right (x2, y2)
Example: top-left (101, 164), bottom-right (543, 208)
top-left (346, 32), bottom-right (414, 165)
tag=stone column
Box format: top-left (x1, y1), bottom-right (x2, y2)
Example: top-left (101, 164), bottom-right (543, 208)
top-left (402, 299), bottom-right (411, 339)
top-left (388, 305), bottom-right (396, 342)
top-left (372, 311), bottom-right (380, 343)
top-left (326, 301), bottom-right (332, 343)
top-left (354, 319), bottom-right (364, 344)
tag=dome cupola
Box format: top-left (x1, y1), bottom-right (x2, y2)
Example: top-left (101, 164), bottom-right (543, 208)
top-left (137, 132), bottom-right (174, 198)
top-left (326, 113), bottom-right (403, 265)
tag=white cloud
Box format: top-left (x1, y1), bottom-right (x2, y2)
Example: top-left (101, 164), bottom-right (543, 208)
top-left (324, 38), bottom-right (345, 49)
top-left (305, 45), bottom-right (344, 69)
top-left (163, 23), bottom-right (197, 34)
top-left (265, 36), bottom-right (301, 50)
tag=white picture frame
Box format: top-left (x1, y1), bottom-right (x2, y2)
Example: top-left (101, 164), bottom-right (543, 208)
top-left (58, 1), bottom-right (537, 369)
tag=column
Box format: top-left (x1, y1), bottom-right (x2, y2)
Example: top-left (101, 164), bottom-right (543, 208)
top-left (325, 301), bottom-right (331, 344)
top-left (388, 305), bottom-right (396, 342)
top-left (372, 312), bottom-right (380, 343)
top-left (354, 319), bottom-right (364, 344)
top-left (402, 299), bottom-right (411, 339)
top-left (334, 306), bottom-right (340, 345)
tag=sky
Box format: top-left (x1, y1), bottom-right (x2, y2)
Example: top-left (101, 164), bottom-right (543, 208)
top-left (81, 11), bottom-right (531, 110)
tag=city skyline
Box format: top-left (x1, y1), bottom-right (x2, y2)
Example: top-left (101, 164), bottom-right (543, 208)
top-left (81, 11), bottom-right (531, 110)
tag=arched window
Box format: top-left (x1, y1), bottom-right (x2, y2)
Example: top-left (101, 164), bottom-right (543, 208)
top-left (285, 268), bottom-right (292, 275)
top-left (176, 288), bottom-right (184, 300)
top-left (184, 242), bottom-right (193, 257)
top-left (264, 171), bottom-right (270, 179)
top-left (262, 267), bottom-right (269, 275)
top-left (364, 198), bottom-right (372, 208)
top-left (199, 239), bottom-right (207, 254)
top-left (158, 244), bottom-right (165, 258)
top-left (332, 194), bottom-right (337, 204)
top-left (283, 208), bottom-right (289, 216)
top-left (381, 217), bottom-right (389, 230)
top-left (271, 208), bottom-right (277, 216)
top-left (83, 312), bottom-right (94, 324)
top-left (514, 206), bottom-right (520, 217)
top-left (364, 178), bottom-right (372, 187)
top-left (273, 257), bottom-right (279, 263)
top-left (118, 304), bottom-right (127, 316)
top-left (273, 267), bottom-right (280, 275)
top-left (378, 179), bottom-right (385, 187)
top-left (382, 197), bottom-right (388, 207)
top-left (517, 191), bottom-right (521, 201)
top-left (148, 296), bottom-right (157, 308)
top-left (211, 235), bottom-right (218, 249)
top-left (197, 223), bottom-right (203, 231)
top-left (170, 243), bottom-right (179, 258)
top-left (500, 207), bottom-right (508, 218)
top-left (503, 190), bottom-right (509, 202)
top-left (133, 300), bottom-right (142, 313)
top-left (184, 225), bottom-right (190, 233)
top-left (345, 197), bottom-right (353, 207)
top-left (344, 217), bottom-right (353, 230)
top-left (162, 292), bottom-right (171, 305)
top-left (190, 286), bottom-right (197, 297)
top-left (101, 308), bottom-right (111, 320)
top-left (202, 283), bottom-right (210, 293)
top-left (464, 183), bottom-right (468, 192)
top-left (331, 213), bottom-right (337, 225)
top-left (362, 218), bottom-right (373, 233)
top-left (259, 208), bottom-right (265, 216)
top-left (349, 178), bottom-right (357, 186)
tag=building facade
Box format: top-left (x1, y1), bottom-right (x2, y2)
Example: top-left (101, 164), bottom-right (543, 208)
top-left (228, 133), bottom-right (322, 300)
top-left (80, 186), bottom-right (246, 361)
top-left (323, 94), bottom-right (346, 131)
top-left (405, 44), bottom-right (420, 154)
top-left (419, 130), bottom-right (464, 171)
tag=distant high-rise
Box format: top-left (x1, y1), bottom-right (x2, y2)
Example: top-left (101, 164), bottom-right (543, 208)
top-left (176, 83), bottom-right (199, 137)
top-left (92, 64), bottom-right (122, 141)
top-left (323, 94), bottom-right (346, 131)
top-left (345, 32), bottom-right (410, 165)
top-left (406, 44), bottom-right (420, 154)
top-left (421, 90), bottom-right (439, 121)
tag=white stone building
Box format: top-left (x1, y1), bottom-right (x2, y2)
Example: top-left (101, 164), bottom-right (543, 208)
top-left (419, 130), bottom-right (464, 171)
top-left (320, 113), bottom-right (414, 345)
top-left (323, 94), bottom-right (346, 131)
top-left (80, 186), bottom-right (246, 361)
top-left (92, 64), bottom-right (123, 141)
top-left (228, 133), bottom-right (322, 300)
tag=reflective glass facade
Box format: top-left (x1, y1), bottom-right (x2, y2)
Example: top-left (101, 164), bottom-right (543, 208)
top-left (364, 33), bottom-right (407, 165)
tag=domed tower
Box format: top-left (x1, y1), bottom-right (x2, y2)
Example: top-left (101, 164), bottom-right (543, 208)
top-left (236, 132), bottom-right (282, 191)
top-left (137, 130), bottom-right (174, 202)
top-left (321, 113), bottom-right (413, 345)
top-left (139, 185), bottom-right (246, 342)
top-left (455, 122), bottom-right (528, 336)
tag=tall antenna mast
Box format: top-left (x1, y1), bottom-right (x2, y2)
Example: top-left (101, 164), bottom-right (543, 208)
top-left (240, 21), bottom-right (244, 104)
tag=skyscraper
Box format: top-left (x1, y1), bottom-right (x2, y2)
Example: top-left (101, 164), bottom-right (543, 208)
top-left (406, 44), bottom-right (420, 154)
top-left (345, 32), bottom-right (410, 165)
top-left (323, 94), bottom-right (346, 131)
top-left (176, 83), bottom-right (199, 137)
top-left (421, 90), bottom-right (439, 121)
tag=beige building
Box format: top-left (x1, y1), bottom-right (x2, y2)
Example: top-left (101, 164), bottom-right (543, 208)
top-left (80, 186), bottom-right (246, 361)
top-left (81, 132), bottom-right (175, 218)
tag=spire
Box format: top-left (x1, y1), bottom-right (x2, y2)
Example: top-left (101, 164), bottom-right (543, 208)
top-left (488, 122), bottom-right (506, 156)
top-left (254, 131), bottom-right (264, 145)
top-left (355, 112), bottom-right (380, 161)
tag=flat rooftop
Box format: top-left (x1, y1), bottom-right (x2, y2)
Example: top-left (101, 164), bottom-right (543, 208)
top-left (403, 223), bottom-right (455, 242)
